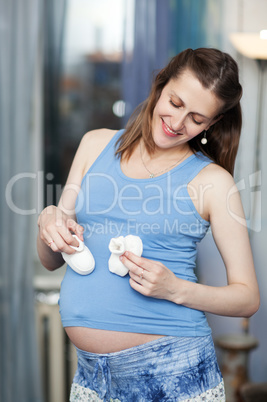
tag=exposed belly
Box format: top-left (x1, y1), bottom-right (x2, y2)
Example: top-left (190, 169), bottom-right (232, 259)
top-left (65, 327), bottom-right (165, 354)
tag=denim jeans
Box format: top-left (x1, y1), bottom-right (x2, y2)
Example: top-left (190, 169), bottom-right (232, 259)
top-left (70, 335), bottom-right (224, 402)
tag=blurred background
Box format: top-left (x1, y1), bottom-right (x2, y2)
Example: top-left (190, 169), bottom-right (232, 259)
top-left (0, 0), bottom-right (267, 401)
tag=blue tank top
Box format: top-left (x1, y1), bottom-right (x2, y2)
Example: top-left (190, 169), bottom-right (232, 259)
top-left (59, 130), bottom-right (212, 336)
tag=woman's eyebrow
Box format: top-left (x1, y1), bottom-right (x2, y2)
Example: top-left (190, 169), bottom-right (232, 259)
top-left (170, 92), bottom-right (209, 119)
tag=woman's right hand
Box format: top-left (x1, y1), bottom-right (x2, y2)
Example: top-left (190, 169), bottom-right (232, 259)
top-left (37, 205), bottom-right (84, 255)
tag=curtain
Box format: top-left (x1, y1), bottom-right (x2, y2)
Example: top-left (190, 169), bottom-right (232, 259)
top-left (0, 1), bottom-right (43, 401)
top-left (169, 0), bottom-right (223, 54)
top-left (122, 0), bottom-right (222, 121)
top-left (122, 0), bottom-right (170, 122)
top-left (43, 0), bottom-right (68, 204)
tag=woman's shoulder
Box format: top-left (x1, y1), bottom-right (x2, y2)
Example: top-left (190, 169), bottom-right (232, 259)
top-left (194, 162), bottom-right (237, 199)
top-left (79, 128), bottom-right (119, 175)
top-left (188, 162), bottom-right (236, 221)
top-left (199, 162), bottom-right (235, 188)
top-left (81, 128), bottom-right (118, 149)
top-left (196, 162), bottom-right (239, 215)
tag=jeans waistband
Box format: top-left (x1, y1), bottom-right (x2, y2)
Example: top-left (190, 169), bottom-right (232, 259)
top-left (76, 334), bottom-right (213, 360)
top-left (74, 335), bottom-right (219, 400)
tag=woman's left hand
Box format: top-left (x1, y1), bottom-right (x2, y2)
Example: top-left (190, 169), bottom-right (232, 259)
top-left (120, 251), bottom-right (179, 302)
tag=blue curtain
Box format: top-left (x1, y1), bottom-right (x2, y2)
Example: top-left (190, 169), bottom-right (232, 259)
top-left (122, 0), bottom-right (223, 121)
top-left (122, 0), bottom-right (170, 122)
top-left (169, 0), bottom-right (223, 55)
top-left (0, 1), bottom-right (43, 401)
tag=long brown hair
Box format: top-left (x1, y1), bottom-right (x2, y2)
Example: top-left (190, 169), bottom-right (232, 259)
top-left (116, 48), bottom-right (243, 175)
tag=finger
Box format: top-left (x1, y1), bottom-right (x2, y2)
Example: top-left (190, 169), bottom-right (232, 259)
top-left (55, 222), bottom-right (81, 248)
top-left (64, 230), bottom-right (80, 248)
top-left (75, 224), bottom-right (84, 241)
top-left (129, 269), bottom-right (146, 284)
top-left (66, 219), bottom-right (84, 242)
top-left (48, 240), bottom-right (59, 252)
top-left (43, 231), bottom-right (59, 251)
top-left (129, 277), bottom-right (149, 296)
top-left (45, 217), bottom-right (81, 252)
top-left (48, 239), bottom-right (54, 247)
top-left (120, 253), bottom-right (144, 277)
top-left (122, 257), bottom-right (153, 288)
top-left (139, 268), bottom-right (144, 280)
top-left (46, 230), bottom-right (77, 254)
top-left (122, 251), bottom-right (153, 273)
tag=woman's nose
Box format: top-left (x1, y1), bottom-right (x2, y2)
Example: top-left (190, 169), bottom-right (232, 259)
top-left (171, 111), bottom-right (187, 131)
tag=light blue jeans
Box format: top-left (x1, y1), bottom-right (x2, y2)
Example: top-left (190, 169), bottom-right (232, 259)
top-left (71, 335), bottom-right (224, 401)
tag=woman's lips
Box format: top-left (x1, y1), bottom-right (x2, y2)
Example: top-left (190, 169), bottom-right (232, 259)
top-left (161, 119), bottom-right (181, 137)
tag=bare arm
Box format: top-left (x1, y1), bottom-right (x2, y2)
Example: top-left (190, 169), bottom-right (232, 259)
top-left (124, 164), bottom-right (260, 318)
top-left (37, 129), bottom-right (117, 271)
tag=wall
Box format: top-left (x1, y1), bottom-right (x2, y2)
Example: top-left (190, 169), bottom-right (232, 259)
top-left (197, 0), bottom-right (267, 383)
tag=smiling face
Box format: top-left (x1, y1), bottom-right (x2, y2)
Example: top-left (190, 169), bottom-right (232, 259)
top-left (151, 69), bottom-right (224, 151)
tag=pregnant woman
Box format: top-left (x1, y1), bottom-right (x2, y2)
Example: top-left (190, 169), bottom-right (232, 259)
top-left (37, 48), bottom-right (259, 401)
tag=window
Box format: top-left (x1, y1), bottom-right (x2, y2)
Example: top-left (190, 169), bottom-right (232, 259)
top-left (44, 0), bottom-right (128, 203)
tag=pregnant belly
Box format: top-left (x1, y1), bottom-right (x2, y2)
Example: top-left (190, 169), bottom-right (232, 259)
top-left (65, 327), bottom-right (164, 354)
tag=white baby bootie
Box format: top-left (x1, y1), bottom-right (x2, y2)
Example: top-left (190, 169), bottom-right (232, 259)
top-left (62, 235), bottom-right (95, 275)
top-left (108, 235), bottom-right (143, 277)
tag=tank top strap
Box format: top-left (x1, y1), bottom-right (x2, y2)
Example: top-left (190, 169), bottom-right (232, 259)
top-left (93, 129), bottom-right (124, 164)
top-left (184, 152), bottom-right (213, 184)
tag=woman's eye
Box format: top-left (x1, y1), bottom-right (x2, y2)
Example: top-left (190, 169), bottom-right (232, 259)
top-left (169, 99), bottom-right (203, 125)
top-left (191, 115), bottom-right (202, 125)
top-left (169, 99), bottom-right (180, 108)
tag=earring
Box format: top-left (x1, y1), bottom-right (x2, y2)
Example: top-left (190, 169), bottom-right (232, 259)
top-left (201, 131), bottom-right (207, 145)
